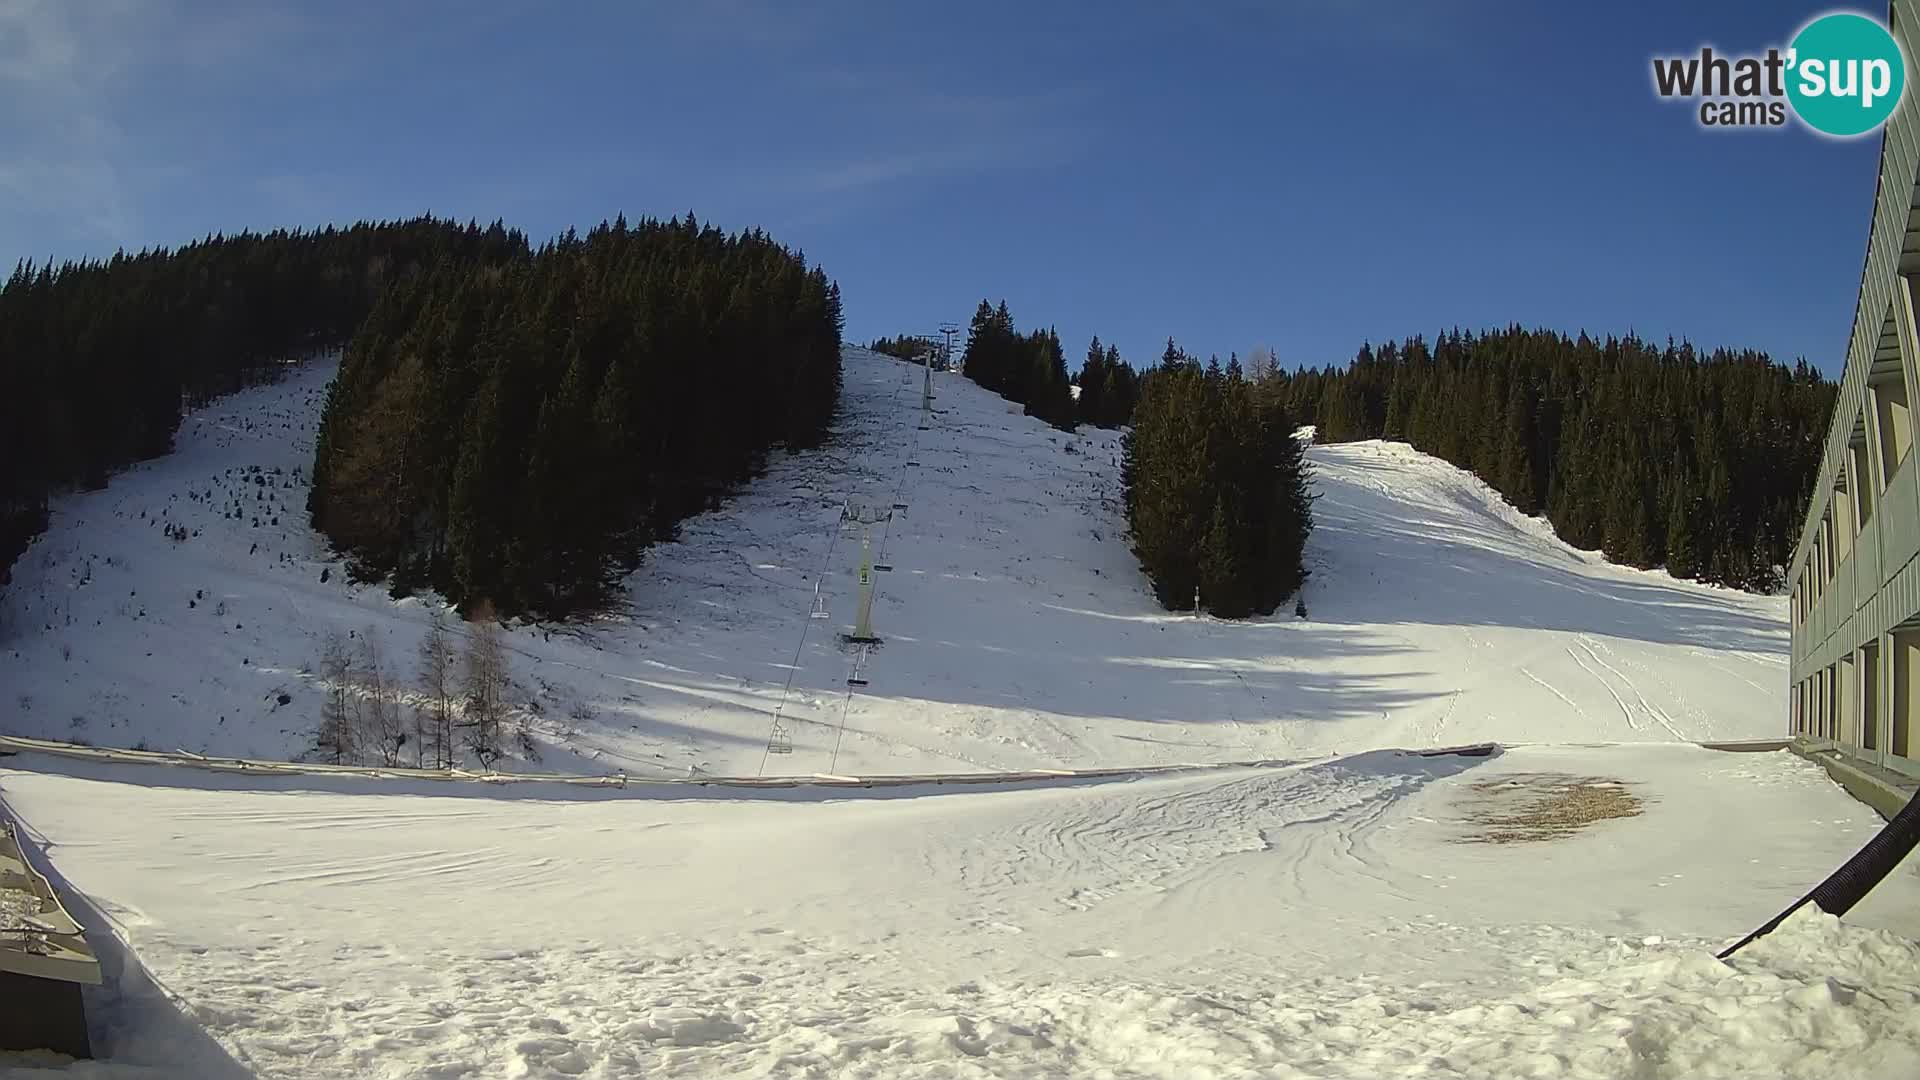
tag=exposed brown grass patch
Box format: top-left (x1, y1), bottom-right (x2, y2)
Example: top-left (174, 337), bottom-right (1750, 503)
top-left (1453, 772), bottom-right (1644, 844)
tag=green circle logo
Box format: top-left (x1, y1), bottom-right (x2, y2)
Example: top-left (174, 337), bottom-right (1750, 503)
top-left (1787, 12), bottom-right (1906, 137)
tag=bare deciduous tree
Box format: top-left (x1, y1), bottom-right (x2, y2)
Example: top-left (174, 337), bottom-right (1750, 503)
top-left (461, 601), bottom-right (508, 770)
top-left (514, 702), bottom-right (540, 764)
top-left (418, 610), bottom-right (455, 769)
top-left (316, 631), bottom-right (355, 764)
top-left (361, 628), bottom-right (404, 767)
top-left (1245, 344), bottom-right (1278, 383)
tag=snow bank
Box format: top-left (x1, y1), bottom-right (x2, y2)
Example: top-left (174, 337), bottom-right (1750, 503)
top-left (7, 914), bottom-right (1916, 1079)
top-left (680, 911), bottom-right (1918, 1080)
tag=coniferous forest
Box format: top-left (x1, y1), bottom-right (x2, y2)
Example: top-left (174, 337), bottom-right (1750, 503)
top-left (960, 300), bottom-right (1078, 430)
top-left (1124, 341), bottom-right (1314, 617)
top-left (1269, 327), bottom-right (1835, 591)
top-left (1, 214), bottom-right (839, 618)
top-left (1074, 335), bottom-right (1142, 429)
top-left (865, 335), bottom-right (934, 363)
top-left (308, 215), bottom-right (843, 618)
top-left (0, 218), bottom-right (529, 590)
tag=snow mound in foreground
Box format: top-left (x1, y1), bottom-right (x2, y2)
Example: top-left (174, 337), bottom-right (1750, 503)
top-left (10, 896), bottom-right (1911, 1078)
top-left (719, 911), bottom-right (1918, 1080)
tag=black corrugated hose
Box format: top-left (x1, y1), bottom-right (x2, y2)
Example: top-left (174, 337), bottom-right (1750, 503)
top-left (1719, 785), bottom-right (1920, 959)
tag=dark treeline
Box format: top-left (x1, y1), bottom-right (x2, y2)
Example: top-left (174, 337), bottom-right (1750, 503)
top-left (961, 300), bottom-right (1077, 430)
top-left (960, 301), bottom-right (1143, 430)
top-left (1269, 327), bottom-right (1835, 590)
top-left (0, 218), bottom-right (530, 589)
top-left (1125, 341), bottom-right (1314, 617)
top-left (1074, 335), bottom-right (1141, 429)
top-left (867, 335), bottom-right (934, 363)
top-left (308, 215), bottom-right (843, 618)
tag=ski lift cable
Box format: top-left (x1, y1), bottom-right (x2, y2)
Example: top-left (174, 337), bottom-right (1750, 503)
top-left (758, 361), bottom-right (920, 774)
top-left (824, 363), bottom-right (931, 773)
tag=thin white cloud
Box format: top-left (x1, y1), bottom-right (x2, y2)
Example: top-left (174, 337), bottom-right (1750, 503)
top-left (0, 0), bottom-right (300, 255)
top-left (789, 82), bottom-right (1096, 203)
top-left (0, 0), bottom-right (141, 248)
top-left (1192, 0), bottom-right (1481, 51)
top-left (800, 135), bottom-right (1074, 195)
top-left (644, 0), bottom-right (842, 51)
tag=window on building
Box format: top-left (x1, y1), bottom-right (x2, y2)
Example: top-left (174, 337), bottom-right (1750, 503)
top-left (1834, 482), bottom-right (1855, 560)
top-left (1823, 667), bottom-right (1834, 738)
top-left (1851, 436), bottom-right (1877, 525)
top-left (1841, 656), bottom-right (1857, 744)
top-left (1894, 628), bottom-right (1920, 759)
top-left (1811, 540), bottom-right (1824, 603)
top-left (1872, 307), bottom-right (1912, 482)
top-left (1864, 641), bottom-right (1881, 751)
top-left (1818, 515), bottom-right (1831, 583)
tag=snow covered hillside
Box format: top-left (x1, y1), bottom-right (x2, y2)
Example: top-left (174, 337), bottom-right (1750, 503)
top-left (0, 347), bottom-right (1786, 777)
top-left (5, 347), bottom-right (1916, 1079)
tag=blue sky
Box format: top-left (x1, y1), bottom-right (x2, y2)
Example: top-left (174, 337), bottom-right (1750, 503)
top-left (0, 1), bottom-right (1884, 374)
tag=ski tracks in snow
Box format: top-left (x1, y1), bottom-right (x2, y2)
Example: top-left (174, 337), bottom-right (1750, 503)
top-left (1573, 635), bottom-right (1685, 740)
top-left (1561, 635), bottom-right (1683, 740)
top-left (1521, 666), bottom-right (1594, 727)
top-left (939, 755), bottom-right (1449, 922)
top-left (1517, 632), bottom-right (1730, 742)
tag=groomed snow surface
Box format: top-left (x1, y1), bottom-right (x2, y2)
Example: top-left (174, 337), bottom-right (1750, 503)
top-left (2, 347), bottom-right (1917, 1077)
top-left (5, 746), bottom-right (1918, 1078)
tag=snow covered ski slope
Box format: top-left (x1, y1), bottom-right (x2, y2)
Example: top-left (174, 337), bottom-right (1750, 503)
top-left (3, 347), bottom-right (1916, 1079)
top-left (3, 741), bottom-right (1917, 1077)
top-left (1303, 437), bottom-right (1785, 748)
top-left (1, 347), bottom-right (1786, 778)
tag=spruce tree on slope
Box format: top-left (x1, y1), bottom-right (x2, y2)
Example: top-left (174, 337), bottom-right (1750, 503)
top-left (1079, 336), bottom-right (1108, 427)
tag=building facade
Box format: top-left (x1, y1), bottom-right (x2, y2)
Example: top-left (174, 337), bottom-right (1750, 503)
top-left (1788, 0), bottom-right (1920, 784)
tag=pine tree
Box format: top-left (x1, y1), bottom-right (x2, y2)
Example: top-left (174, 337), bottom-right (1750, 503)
top-left (1200, 495), bottom-right (1253, 617)
top-left (1498, 375), bottom-right (1536, 511)
top-left (1666, 481), bottom-right (1698, 579)
top-left (1021, 328), bottom-right (1074, 430)
top-left (1125, 346), bottom-right (1313, 617)
top-left (1078, 336), bottom-right (1108, 426)
top-left (1100, 344), bottom-right (1136, 427)
top-left (447, 371), bottom-right (510, 602)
